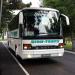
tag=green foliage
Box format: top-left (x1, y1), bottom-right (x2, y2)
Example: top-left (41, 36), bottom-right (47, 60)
top-left (7, 2), bottom-right (32, 9)
top-left (64, 37), bottom-right (72, 49)
top-left (1, 0), bottom-right (13, 31)
top-left (43, 0), bottom-right (73, 16)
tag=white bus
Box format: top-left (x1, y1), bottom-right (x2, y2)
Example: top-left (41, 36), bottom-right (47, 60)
top-left (8, 7), bottom-right (70, 59)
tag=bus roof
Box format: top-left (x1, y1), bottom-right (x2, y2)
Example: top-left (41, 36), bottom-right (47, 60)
top-left (21, 7), bottom-right (59, 12)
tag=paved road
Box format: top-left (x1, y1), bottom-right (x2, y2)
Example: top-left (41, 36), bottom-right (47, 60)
top-left (19, 52), bottom-right (75, 75)
top-left (1, 42), bottom-right (75, 75)
top-left (0, 43), bottom-right (26, 75)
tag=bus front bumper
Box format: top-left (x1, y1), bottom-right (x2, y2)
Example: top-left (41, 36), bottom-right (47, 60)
top-left (20, 48), bottom-right (64, 59)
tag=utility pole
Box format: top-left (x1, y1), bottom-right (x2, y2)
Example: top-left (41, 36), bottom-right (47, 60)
top-left (0, 0), bottom-right (3, 26)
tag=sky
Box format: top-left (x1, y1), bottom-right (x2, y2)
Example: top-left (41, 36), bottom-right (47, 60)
top-left (22, 0), bottom-right (41, 7)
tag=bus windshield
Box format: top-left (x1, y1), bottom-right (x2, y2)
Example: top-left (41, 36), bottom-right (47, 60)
top-left (23, 10), bottom-right (60, 36)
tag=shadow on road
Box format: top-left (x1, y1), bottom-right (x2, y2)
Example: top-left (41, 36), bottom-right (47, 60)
top-left (19, 58), bottom-right (62, 66)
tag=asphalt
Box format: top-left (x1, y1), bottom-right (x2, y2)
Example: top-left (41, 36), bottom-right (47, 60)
top-left (19, 52), bottom-right (75, 75)
top-left (0, 42), bottom-right (26, 75)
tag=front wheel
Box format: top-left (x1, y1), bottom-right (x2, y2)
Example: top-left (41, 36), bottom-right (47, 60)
top-left (8, 41), bottom-right (9, 46)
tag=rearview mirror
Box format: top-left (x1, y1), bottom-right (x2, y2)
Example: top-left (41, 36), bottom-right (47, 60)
top-left (61, 14), bottom-right (70, 25)
top-left (19, 12), bottom-right (23, 25)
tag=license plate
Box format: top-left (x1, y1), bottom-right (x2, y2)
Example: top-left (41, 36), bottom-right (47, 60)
top-left (42, 54), bottom-right (50, 57)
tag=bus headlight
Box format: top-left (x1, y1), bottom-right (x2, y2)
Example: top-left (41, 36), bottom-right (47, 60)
top-left (23, 44), bottom-right (31, 50)
top-left (27, 54), bottom-right (32, 58)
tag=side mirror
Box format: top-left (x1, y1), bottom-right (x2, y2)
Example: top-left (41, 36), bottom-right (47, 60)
top-left (61, 14), bottom-right (70, 25)
top-left (19, 12), bottom-right (23, 25)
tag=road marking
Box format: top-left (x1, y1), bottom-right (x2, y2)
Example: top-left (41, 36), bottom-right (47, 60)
top-left (65, 50), bottom-right (75, 55)
top-left (3, 43), bottom-right (30, 75)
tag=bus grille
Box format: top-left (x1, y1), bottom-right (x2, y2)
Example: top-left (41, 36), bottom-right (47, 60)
top-left (31, 46), bottom-right (59, 50)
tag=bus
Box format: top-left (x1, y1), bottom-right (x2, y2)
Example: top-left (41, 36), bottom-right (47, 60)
top-left (8, 7), bottom-right (70, 59)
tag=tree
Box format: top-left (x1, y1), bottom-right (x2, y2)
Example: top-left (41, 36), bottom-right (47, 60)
top-left (7, 1), bottom-right (32, 9)
top-left (0, 0), bottom-right (13, 39)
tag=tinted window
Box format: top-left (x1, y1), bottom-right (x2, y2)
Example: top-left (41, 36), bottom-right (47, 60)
top-left (8, 14), bottom-right (19, 31)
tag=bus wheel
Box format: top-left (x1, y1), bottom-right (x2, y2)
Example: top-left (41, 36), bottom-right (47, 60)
top-left (8, 41), bottom-right (9, 46)
top-left (15, 45), bottom-right (17, 56)
top-left (7, 41), bottom-right (10, 49)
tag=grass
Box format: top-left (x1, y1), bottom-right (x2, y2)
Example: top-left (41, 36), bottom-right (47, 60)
top-left (64, 42), bottom-right (72, 49)
top-left (64, 37), bottom-right (72, 49)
